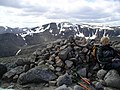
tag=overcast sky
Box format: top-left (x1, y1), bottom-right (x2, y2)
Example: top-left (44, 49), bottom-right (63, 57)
top-left (0, 0), bottom-right (120, 27)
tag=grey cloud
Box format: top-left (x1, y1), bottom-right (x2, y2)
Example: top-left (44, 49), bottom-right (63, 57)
top-left (70, 6), bottom-right (111, 19)
top-left (0, 0), bottom-right (27, 8)
top-left (16, 5), bottom-right (50, 17)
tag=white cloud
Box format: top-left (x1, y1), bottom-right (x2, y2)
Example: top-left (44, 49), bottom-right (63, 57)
top-left (0, 0), bottom-right (120, 27)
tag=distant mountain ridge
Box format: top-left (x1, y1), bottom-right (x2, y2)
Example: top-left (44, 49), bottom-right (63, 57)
top-left (0, 22), bottom-right (120, 57)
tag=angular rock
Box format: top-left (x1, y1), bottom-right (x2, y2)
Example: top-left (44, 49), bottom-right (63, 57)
top-left (57, 73), bottom-right (72, 86)
top-left (49, 81), bottom-right (57, 86)
top-left (3, 66), bottom-right (24, 80)
top-left (56, 59), bottom-right (64, 67)
top-left (65, 60), bottom-right (73, 68)
top-left (38, 61), bottom-right (45, 66)
top-left (104, 87), bottom-right (120, 90)
top-left (56, 67), bottom-right (62, 72)
top-left (95, 82), bottom-right (104, 89)
top-left (15, 58), bottom-right (32, 66)
top-left (104, 70), bottom-right (120, 89)
top-left (13, 75), bottom-right (19, 82)
top-left (74, 85), bottom-right (84, 90)
top-left (23, 64), bottom-right (30, 72)
top-left (49, 65), bottom-right (55, 71)
top-left (0, 64), bottom-right (7, 79)
top-left (58, 46), bottom-right (72, 60)
top-left (97, 69), bottom-right (107, 80)
top-left (17, 66), bottom-right (57, 85)
top-left (77, 68), bottom-right (87, 77)
top-left (55, 84), bottom-right (70, 90)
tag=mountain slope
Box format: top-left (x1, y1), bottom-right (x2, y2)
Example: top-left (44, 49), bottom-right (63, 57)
top-left (0, 22), bottom-right (120, 57)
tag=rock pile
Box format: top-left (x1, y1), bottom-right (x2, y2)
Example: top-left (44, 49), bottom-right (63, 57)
top-left (1, 36), bottom-right (120, 90)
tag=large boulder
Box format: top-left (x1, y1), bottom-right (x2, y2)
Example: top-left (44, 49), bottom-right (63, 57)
top-left (104, 70), bottom-right (120, 89)
top-left (57, 73), bottom-right (72, 86)
top-left (0, 64), bottom-right (7, 79)
top-left (17, 66), bottom-right (57, 85)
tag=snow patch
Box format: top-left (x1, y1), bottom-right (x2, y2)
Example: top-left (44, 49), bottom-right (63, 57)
top-left (117, 35), bottom-right (120, 37)
top-left (76, 33), bottom-right (84, 37)
top-left (55, 34), bottom-right (57, 36)
top-left (25, 43), bottom-right (27, 46)
top-left (49, 29), bottom-right (53, 33)
top-left (16, 34), bottom-right (19, 36)
top-left (16, 49), bottom-right (21, 55)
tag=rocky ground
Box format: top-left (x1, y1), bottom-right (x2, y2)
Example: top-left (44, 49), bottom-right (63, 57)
top-left (0, 36), bottom-right (120, 90)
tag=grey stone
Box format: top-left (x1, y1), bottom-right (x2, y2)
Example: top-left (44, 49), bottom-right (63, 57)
top-left (97, 69), bottom-right (107, 80)
top-left (17, 66), bottom-right (57, 85)
top-left (104, 87), bottom-right (120, 90)
top-left (56, 59), bottom-right (64, 67)
top-left (104, 70), bottom-right (120, 89)
top-left (65, 60), bottom-right (73, 68)
top-left (57, 73), bottom-right (72, 86)
top-left (0, 64), bottom-right (7, 79)
top-left (74, 85), bottom-right (83, 90)
top-left (49, 81), bottom-right (57, 86)
top-left (15, 58), bottom-right (32, 66)
top-left (38, 61), bottom-right (45, 66)
top-left (23, 64), bottom-right (30, 72)
top-left (56, 67), bottom-right (62, 72)
top-left (95, 82), bottom-right (104, 89)
top-left (3, 66), bottom-right (24, 80)
top-left (49, 65), bottom-right (55, 71)
top-left (77, 68), bottom-right (87, 77)
top-left (55, 84), bottom-right (70, 90)
top-left (58, 46), bottom-right (72, 60)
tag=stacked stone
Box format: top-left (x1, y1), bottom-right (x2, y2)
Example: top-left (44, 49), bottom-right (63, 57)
top-left (1, 37), bottom-right (120, 90)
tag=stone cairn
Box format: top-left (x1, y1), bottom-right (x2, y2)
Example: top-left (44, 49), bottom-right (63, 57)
top-left (1, 36), bottom-right (120, 90)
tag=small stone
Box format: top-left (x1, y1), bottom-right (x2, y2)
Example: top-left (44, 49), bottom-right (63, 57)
top-left (77, 68), bottom-right (87, 77)
top-left (49, 81), bottom-right (57, 86)
top-left (55, 84), bottom-right (70, 90)
top-left (49, 65), bottom-right (55, 71)
top-left (13, 75), bottom-right (19, 80)
top-left (23, 64), bottom-right (30, 72)
top-left (44, 83), bottom-right (49, 87)
top-left (56, 67), bottom-right (62, 72)
top-left (30, 64), bottom-right (35, 69)
top-left (38, 61), bottom-right (44, 66)
top-left (74, 85), bottom-right (83, 90)
top-left (57, 73), bottom-right (72, 86)
top-left (65, 60), bottom-right (73, 68)
top-left (56, 59), bottom-right (63, 67)
top-left (56, 72), bottom-right (62, 76)
top-left (55, 56), bottom-right (60, 61)
top-left (47, 60), bottom-right (54, 65)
